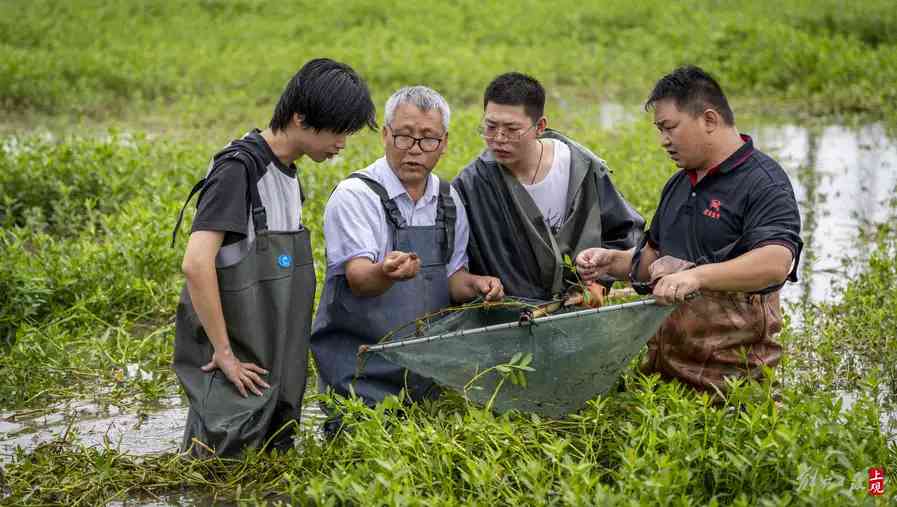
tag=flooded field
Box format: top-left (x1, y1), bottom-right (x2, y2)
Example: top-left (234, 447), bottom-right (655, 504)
top-left (4, 119), bottom-right (894, 450)
top-left (754, 123), bottom-right (897, 307)
top-left (0, 391), bottom-right (325, 466)
top-left (0, 396), bottom-right (184, 465)
top-left (756, 122), bottom-right (897, 442)
top-left (1, 112), bottom-right (895, 504)
top-left (3, 1), bottom-right (894, 501)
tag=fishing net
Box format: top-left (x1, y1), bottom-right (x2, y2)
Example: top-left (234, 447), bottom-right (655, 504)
top-left (358, 298), bottom-right (676, 417)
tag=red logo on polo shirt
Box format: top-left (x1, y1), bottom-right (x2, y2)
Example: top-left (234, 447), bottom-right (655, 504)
top-left (703, 199), bottom-right (722, 219)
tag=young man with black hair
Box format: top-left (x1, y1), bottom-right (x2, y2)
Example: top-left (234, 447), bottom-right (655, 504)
top-left (576, 65), bottom-right (802, 393)
top-left (453, 72), bottom-right (644, 301)
top-left (172, 58), bottom-right (377, 457)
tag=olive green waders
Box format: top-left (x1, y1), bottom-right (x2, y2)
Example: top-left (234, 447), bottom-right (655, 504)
top-left (172, 147), bottom-right (315, 457)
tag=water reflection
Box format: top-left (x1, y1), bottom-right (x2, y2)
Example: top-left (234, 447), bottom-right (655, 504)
top-left (0, 397), bottom-right (185, 465)
top-left (0, 395), bottom-right (325, 465)
top-left (753, 123), bottom-right (897, 306)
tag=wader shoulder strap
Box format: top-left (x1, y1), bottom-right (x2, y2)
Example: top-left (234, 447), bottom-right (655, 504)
top-left (170, 148), bottom-right (268, 248)
top-left (436, 179), bottom-right (456, 263)
top-left (298, 175), bottom-right (306, 205)
top-left (347, 173), bottom-right (408, 229)
top-left (232, 150), bottom-right (268, 234)
top-left (171, 178), bottom-right (207, 247)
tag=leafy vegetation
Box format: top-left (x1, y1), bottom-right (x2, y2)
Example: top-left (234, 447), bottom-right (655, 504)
top-left (782, 218), bottom-right (897, 402)
top-left (1, 0), bottom-right (895, 133)
top-left (3, 379), bottom-right (893, 505)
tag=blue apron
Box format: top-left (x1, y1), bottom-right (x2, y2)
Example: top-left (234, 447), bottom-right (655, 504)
top-left (311, 174), bottom-right (455, 405)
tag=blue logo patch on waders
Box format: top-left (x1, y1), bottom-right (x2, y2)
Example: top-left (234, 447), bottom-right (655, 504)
top-left (277, 254), bottom-right (292, 268)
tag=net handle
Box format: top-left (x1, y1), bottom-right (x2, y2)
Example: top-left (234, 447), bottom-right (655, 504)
top-left (359, 297), bottom-right (673, 355)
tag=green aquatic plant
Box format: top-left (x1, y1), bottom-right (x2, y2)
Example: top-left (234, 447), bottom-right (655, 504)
top-left (464, 352), bottom-right (536, 411)
top-left (2, 378), bottom-right (892, 505)
top-left (781, 214), bottom-right (897, 402)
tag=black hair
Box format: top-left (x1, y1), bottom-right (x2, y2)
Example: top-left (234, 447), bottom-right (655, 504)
top-left (269, 58), bottom-right (377, 134)
top-left (645, 65), bottom-right (735, 126)
top-left (483, 72), bottom-right (545, 123)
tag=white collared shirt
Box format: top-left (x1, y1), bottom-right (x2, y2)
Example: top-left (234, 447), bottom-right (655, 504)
top-left (322, 157), bottom-right (470, 277)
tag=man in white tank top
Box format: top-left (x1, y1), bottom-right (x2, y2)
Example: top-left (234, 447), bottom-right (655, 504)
top-left (453, 72), bottom-right (644, 300)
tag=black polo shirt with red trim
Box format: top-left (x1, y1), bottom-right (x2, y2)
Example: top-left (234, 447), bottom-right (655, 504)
top-left (646, 135), bottom-right (803, 287)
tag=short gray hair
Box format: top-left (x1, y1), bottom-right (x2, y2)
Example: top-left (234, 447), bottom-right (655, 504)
top-left (384, 86), bottom-right (451, 132)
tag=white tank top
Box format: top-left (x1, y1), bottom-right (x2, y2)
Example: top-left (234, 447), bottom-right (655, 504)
top-left (522, 139), bottom-right (571, 234)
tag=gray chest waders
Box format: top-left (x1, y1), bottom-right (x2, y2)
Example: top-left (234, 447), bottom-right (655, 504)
top-left (310, 174), bottom-right (455, 405)
top-left (171, 148), bottom-right (316, 457)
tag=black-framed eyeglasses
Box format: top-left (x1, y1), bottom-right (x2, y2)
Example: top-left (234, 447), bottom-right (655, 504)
top-left (386, 125), bottom-right (444, 152)
top-left (476, 122), bottom-right (537, 142)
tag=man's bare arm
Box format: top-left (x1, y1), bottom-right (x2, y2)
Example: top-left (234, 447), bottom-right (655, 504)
top-left (653, 244), bottom-right (793, 304)
top-left (182, 231), bottom-right (269, 397)
top-left (344, 251), bottom-right (420, 297)
top-left (575, 244), bottom-right (659, 282)
top-left (448, 269), bottom-right (504, 303)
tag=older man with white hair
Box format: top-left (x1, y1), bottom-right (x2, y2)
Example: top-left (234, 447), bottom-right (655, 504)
top-left (311, 86), bottom-right (503, 411)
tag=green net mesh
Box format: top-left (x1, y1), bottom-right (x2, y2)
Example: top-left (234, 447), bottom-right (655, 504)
top-left (360, 298), bottom-right (676, 417)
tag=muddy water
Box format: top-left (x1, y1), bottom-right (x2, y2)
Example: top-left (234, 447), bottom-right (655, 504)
top-left (0, 396), bottom-right (185, 464)
top-left (0, 391), bottom-right (325, 465)
top-left (752, 123), bottom-right (897, 307)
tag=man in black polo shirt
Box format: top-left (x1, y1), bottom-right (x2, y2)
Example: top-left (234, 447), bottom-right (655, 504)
top-left (575, 65), bottom-right (802, 393)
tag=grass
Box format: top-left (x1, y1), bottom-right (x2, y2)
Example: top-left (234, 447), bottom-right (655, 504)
top-left (1, 0), bottom-right (896, 135)
top-left (2, 0), bottom-right (897, 504)
top-left (781, 217), bottom-right (897, 402)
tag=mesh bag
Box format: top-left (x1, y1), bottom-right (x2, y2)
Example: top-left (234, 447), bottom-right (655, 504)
top-left (359, 298), bottom-right (675, 417)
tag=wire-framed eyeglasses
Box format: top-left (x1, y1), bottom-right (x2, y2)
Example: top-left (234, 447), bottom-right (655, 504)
top-left (476, 122), bottom-right (537, 142)
top-left (386, 125), bottom-right (444, 152)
